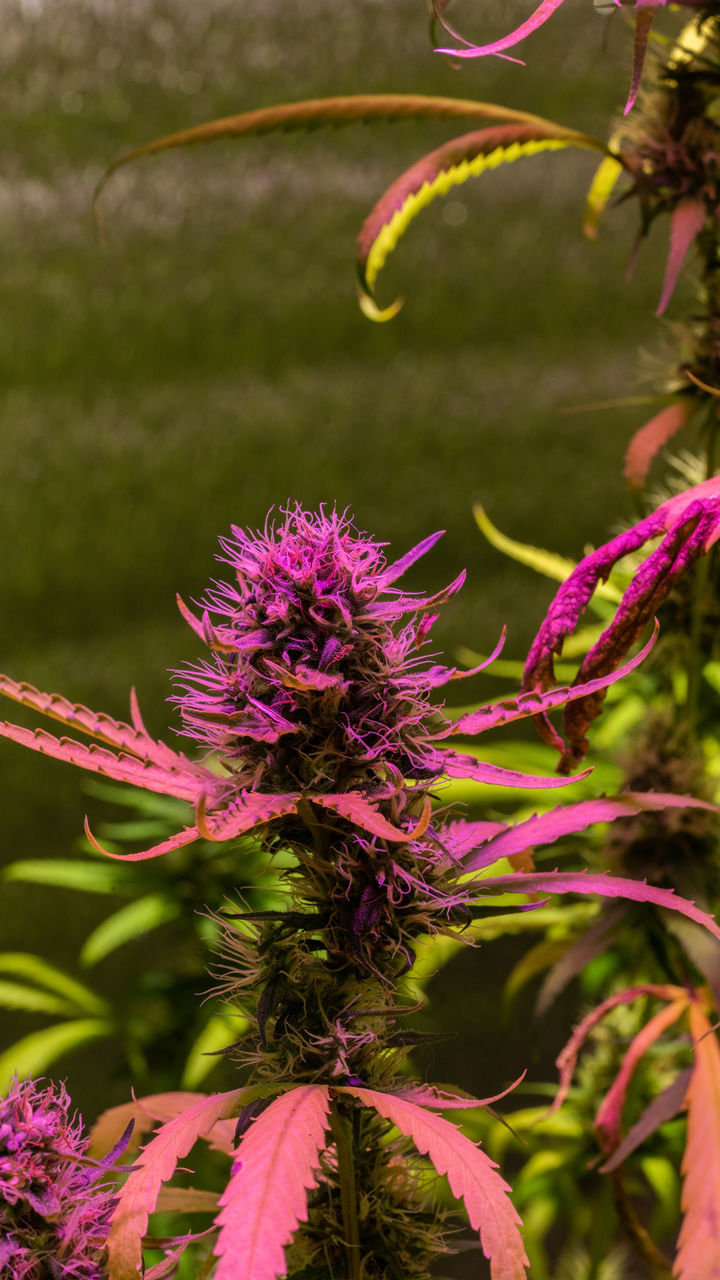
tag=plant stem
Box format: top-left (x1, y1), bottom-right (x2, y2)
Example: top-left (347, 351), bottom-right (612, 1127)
top-left (330, 1100), bottom-right (362, 1280)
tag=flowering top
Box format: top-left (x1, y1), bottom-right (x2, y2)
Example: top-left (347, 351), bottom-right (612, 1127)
top-left (0, 1076), bottom-right (116, 1280)
top-left (173, 506), bottom-right (461, 792)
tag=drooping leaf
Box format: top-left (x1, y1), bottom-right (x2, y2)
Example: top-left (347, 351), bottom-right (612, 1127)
top-left (213, 1085), bottom-right (331, 1280)
top-left (84, 817), bottom-right (202, 863)
top-left (0, 952), bottom-right (108, 1014)
top-left (661, 913), bottom-right (720, 1013)
top-left (0, 720), bottom-right (202, 802)
top-left (600, 1068), bottom-right (692, 1172)
top-left (393, 1074), bottom-right (525, 1110)
top-left (0, 1018), bottom-right (113, 1090)
top-left (346, 1087), bottom-right (528, 1279)
top-left (594, 998), bottom-right (688, 1154)
top-left (473, 504), bottom-right (621, 600)
top-left (80, 893), bottom-right (181, 967)
top-left (656, 198), bottom-right (706, 316)
top-left (504, 940), bottom-right (572, 1004)
top-left (464, 792), bottom-right (718, 872)
top-left (623, 401), bottom-right (691, 489)
top-left (357, 123), bottom-right (606, 316)
top-left (552, 985), bottom-right (685, 1115)
top-left (675, 1003), bottom-right (720, 1279)
top-left (473, 869), bottom-right (720, 942)
top-left (108, 1087), bottom-right (248, 1280)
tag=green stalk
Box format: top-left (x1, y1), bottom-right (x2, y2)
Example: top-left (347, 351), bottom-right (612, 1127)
top-left (330, 1100), bottom-right (362, 1280)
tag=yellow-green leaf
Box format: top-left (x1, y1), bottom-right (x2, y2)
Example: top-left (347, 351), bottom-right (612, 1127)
top-left (80, 893), bottom-right (180, 967)
top-left (0, 1019), bottom-right (113, 1089)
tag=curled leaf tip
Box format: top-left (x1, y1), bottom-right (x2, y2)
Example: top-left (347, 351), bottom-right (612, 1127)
top-left (357, 286), bottom-right (404, 323)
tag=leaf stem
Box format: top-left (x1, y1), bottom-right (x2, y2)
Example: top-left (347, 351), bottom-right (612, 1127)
top-left (330, 1100), bottom-right (362, 1280)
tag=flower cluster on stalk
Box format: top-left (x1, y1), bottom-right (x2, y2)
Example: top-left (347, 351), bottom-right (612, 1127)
top-left (0, 1076), bottom-right (118, 1280)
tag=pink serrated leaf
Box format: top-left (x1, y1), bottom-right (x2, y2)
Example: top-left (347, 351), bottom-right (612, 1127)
top-left (440, 818), bottom-right (509, 860)
top-left (595, 997), bottom-right (688, 1154)
top-left (89, 1092), bottom-right (207, 1160)
top-left (474, 869), bottom-right (720, 942)
top-left (0, 721), bottom-right (204, 802)
top-left (394, 1072), bottom-right (525, 1110)
top-left (84, 817), bottom-right (201, 863)
top-left (108, 1087), bottom-right (247, 1280)
top-left (312, 793), bottom-right (425, 842)
top-left (196, 791), bottom-right (298, 841)
top-left (657, 198), bottom-right (706, 316)
top-left (443, 626), bottom-right (657, 738)
top-left (441, 748), bottom-right (589, 791)
top-left (623, 401), bottom-right (690, 489)
top-left (346, 1088), bottom-right (528, 1280)
top-left (213, 1085), bottom-right (331, 1280)
top-left (675, 1003), bottom-right (720, 1280)
top-left (463, 792), bottom-right (718, 872)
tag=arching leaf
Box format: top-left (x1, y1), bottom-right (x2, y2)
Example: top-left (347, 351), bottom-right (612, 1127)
top-left (675, 1003), bottom-right (720, 1279)
top-left (600, 1068), bottom-right (692, 1173)
top-left (434, 0), bottom-right (567, 60)
top-left (213, 1085), bottom-right (331, 1280)
top-left (584, 154), bottom-right (625, 239)
top-left (2, 856), bottom-right (149, 895)
top-left (357, 123), bottom-right (606, 317)
top-left (312, 793), bottom-right (430, 842)
top-left (80, 893), bottom-right (181, 967)
top-left (0, 952), bottom-right (108, 1014)
top-left (346, 1087), bottom-right (528, 1279)
top-left (594, 998), bottom-right (688, 1154)
top-left (440, 749), bottom-right (589, 790)
top-left (474, 504), bottom-right (621, 601)
top-left (463, 793), bottom-right (718, 872)
top-left (181, 1012), bottom-right (248, 1090)
top-left (0, 1018), bottom-right (113, 1090)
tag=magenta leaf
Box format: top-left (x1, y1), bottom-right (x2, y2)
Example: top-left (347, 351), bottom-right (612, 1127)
top-left (345, 1087), bottom-right (529, 1279)
top-left (395, 1074), bottom-right (525, 1110)
top-left (0, 721), bottom-right (204, 802)
top-left (463, 792), bottom-right (718, 872)
top-left (213, 1085), bottom-right (331, 1280)
top-left (441, 749), bottom-right (588, 790)
top-left (197, 792), bottom-right (299, 841)
top-left (441, 627), bottom-right (658, 738)
top-left (434, 0), bottom-right (567, 60)
top-left (473, 870), bottom-right (720, 943)
top-left (108, 1088), bottom-right (248, 1279)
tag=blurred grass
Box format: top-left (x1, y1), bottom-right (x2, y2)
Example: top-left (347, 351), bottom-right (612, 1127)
top-left (0, 0), bottom-right (685, 1112)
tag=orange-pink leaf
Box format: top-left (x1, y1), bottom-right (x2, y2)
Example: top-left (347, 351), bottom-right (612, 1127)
top-left (108, 1088), bottom-right (247, 1280)
top-left (624, 401), bottom-right (690, 489)
top-left (594, 997), bottom-right (688, 1154)
top-left (346, 1087), bottom-right (528, 1280)
top-left (89, 1091), bottom-right (207, 1160)
top-left (675, 1003), bottom-right (720, 1279)
top-left (213, 1085), bottom-right (331, 1280)
top-left (657, 198), bottom-right (706, 317)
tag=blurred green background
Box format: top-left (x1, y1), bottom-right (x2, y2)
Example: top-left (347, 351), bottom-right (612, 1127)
top-left (0, 0), bottom-right (678, 1122)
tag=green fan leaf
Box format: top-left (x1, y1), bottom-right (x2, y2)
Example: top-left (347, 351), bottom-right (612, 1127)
top-left (0, 978), bottom-right (81, 1017)
top-left (80, 893), bottom-right (181, 967)
top-left (473, 505), bottom-right (623, 602)
top-left (357, 123), bottom-right (608, 318)
top-left (3, 857), bottom-right (152, 895)
top-left (181, 1012), bottom-right (249, 1090)
top-left (94, 93), bottom-right (582, 207)
top-left (0, 953), bottom-right (108, 1015)
top-left (0, 1018), bottom-right (113, 1089)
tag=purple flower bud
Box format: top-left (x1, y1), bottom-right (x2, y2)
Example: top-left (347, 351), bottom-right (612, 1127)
top-left (0, 1077), bottom-right (119, 1280)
